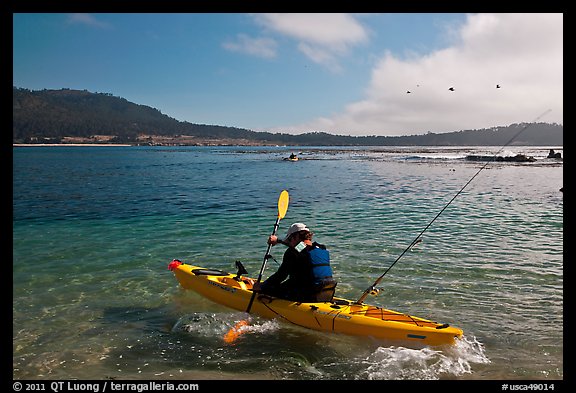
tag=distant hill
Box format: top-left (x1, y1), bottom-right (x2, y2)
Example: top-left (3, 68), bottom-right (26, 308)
top-left (13, 87), bottom-right (563, 146)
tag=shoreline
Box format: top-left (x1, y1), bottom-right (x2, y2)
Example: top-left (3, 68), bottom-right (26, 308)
top-left (13, 143), bottom-right (133, 147)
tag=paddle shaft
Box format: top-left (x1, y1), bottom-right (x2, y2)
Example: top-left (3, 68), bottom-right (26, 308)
top-left (245, 216), bottom-right (281, 313)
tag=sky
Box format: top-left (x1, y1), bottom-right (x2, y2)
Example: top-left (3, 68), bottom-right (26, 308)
top-left (12, 13), bottom-right (563, 137)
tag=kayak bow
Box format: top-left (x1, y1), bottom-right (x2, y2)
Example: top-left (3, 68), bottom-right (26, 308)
top-left (168, 260), bottom-right (463, 346)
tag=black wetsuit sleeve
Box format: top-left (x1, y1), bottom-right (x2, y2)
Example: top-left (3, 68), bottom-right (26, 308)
top-left (261, 249), bottom-right (296, 289)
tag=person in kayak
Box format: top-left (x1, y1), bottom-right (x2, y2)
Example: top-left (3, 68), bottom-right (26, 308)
top-left (253, 223), bottom-right (337, 302)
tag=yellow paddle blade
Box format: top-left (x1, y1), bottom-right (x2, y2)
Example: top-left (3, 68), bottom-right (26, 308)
top-left (277, 190), bottom-right (289, 219)
top-left (223, 320), bottom-right (249, 344)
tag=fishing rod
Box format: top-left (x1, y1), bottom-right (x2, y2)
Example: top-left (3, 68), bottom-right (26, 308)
top-left (356, 109), bottom-right (552, 304)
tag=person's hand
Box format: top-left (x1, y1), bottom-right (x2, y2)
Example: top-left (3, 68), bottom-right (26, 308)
top-left (252, 281), bottom-right (262, 292)
top-left (267, 235), bottom-right (278, 246)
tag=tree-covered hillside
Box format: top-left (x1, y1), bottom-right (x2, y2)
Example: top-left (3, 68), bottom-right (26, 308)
top-left (13, 87), bottom-right (563, 146)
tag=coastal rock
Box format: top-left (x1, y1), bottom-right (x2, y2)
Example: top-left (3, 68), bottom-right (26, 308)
top-left (465, 154), bottom-right (536, 163)
top-left (547, 149), bottom-right (562, 159)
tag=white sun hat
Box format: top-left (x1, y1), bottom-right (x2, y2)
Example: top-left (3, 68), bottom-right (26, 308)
top-left (283, 223), bottom-right (310, 241)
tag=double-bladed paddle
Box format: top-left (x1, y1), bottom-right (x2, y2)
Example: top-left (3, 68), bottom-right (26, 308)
top-left (223, 190), bottom-right (289, 343)
top-left (246, 190), bottom-right (289, 313)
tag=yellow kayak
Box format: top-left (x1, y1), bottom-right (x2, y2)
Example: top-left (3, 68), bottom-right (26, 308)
top-left (168, 260), bottom-right (463, 346)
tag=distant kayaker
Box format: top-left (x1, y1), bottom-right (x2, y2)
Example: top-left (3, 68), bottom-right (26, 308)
top-left (253, 223), bottom-right (337, 302)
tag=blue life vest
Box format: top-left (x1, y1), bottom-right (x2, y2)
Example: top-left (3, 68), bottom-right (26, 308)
top-left (305, 242), bottom-right (333, 283)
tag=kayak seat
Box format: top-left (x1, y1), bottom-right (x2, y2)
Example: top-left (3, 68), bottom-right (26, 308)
top-left (332, 299), bottom-right (351, 306)
top-left (313, 279), bottom-right (337, 302)
top-left (191, 268), bottom-right (229, 276)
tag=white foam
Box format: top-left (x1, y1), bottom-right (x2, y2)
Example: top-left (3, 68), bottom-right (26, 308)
top-left (359, 335), bottom-right (490, 380)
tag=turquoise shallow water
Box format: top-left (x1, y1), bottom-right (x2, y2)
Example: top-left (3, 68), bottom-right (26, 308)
top-left (13, 146), bottom-right (563, 380)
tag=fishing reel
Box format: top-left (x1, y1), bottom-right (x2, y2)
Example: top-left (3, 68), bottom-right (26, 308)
top-left (369, 287), bottom-right (380, 296)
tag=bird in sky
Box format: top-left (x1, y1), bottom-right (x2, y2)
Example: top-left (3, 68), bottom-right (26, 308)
top-left (496, 84), bottom-right (501, 88)
top-left (448, 87), bottom-right (455, 91)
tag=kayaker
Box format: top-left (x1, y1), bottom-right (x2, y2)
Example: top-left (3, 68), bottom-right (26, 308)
top-left (253, 223), bottom-right (337, 302)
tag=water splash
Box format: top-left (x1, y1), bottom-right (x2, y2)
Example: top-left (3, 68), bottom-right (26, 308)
top-left (172, 312), bottom-right (280, 342)
top-left (357, 335), bottom-right (490, 380)
top-left (450, 335), bottom-right (491, 366)
top-left (172, 312), bottom-right (230, 337)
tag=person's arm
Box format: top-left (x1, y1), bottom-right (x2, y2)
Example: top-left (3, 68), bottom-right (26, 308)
top-left (268, 235), bottom-right (286, 246)
top-left (260, 249), bottom-right (293, 289)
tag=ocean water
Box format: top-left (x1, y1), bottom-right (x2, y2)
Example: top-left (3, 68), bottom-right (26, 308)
top-left (12, 145), bottom-right (563, 381)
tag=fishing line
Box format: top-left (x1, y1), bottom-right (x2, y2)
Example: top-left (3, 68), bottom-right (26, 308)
top-left (356, 109), bottom-right (552, 304)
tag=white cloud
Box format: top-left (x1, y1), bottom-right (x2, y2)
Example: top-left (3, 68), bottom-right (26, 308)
top-left (252, 13), bottom-right (369, 70)
top-left (67, 13), bottom-right (111, 29)
top-left (222, 33), bottom-right (278, 59)
top-left (297, 42), bottom-right (343, 73)
top-left (280, 13), bottom-right (563, 136)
